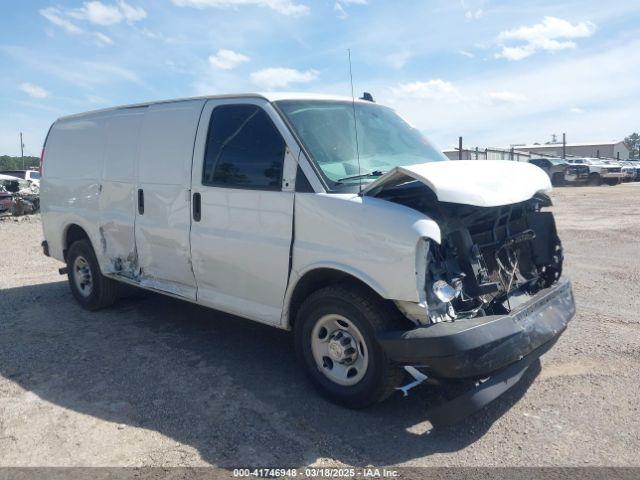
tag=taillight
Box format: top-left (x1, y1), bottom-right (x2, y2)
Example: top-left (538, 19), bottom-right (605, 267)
top-left (39, 148), bottom-right (44, 176)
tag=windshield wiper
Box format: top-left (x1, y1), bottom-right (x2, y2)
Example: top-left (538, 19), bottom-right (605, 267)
top-left (337, 170), bottom-right (385, 182)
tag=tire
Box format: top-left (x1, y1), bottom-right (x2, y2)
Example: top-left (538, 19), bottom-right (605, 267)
top-left (588, 173), bottom-right (602, 186)
top-left (603, 178), bottom-right (619, 186)
top-left (551, 172), bottom-right (565, 187)
top-left (66, 239), bottom-right (118, 311)
top-left (294, 282), bottom-right (406, 409)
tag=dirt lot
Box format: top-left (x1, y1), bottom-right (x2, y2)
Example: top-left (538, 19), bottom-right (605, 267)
top-left (0, 184), bottom-right (639, 469)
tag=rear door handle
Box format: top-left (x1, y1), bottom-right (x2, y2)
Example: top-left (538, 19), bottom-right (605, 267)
top-left (138, 188), bottom-right (144, 215)
top-left (193, 192), bottom-right (201, 221)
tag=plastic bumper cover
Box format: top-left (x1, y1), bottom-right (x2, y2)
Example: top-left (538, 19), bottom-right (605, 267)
top-left (378, 277), bottom-right (575, 379)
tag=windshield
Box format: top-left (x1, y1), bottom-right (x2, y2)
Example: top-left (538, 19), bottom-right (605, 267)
top-left (275, 100), bottom-right (447, 186)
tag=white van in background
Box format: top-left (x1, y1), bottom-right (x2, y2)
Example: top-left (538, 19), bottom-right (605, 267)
top-left (40, 93), bottom-right (574, 421)
top-left (0, 169), bottom-right (41, 186)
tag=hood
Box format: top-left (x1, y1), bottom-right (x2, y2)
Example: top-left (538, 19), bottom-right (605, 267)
top-left (362, 160), bottom-right (552, 208)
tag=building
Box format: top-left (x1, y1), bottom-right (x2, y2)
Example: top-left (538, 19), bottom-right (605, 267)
top-left (512, 141), bottom-right (630, 160)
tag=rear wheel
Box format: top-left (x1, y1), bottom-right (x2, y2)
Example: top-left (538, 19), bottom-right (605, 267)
top-left (294, 283), bottom-right (405, 408)
top-left (66, 239), bottom-right (118, 310)
top-left (603, 178), bottom-right (620, 186)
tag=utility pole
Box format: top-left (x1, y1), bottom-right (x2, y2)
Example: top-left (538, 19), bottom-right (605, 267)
top-left (20, 132), bottom-right (24, 169)
top-left (458, 136), bottom-right (463, 160)
top-left (562, 133), bottom-right (566, 159)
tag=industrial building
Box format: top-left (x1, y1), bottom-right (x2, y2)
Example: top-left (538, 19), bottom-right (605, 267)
top-left (512, 141), bottom-right (630, 160)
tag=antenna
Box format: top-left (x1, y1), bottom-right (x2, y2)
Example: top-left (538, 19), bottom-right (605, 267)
top-left (348, 48), bottom-right (362, 195)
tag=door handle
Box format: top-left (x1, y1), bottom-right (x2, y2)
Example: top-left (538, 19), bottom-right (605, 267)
top-left (193, 192), bottom-right (201, 222)
top-left (138, 188), bottom-right (144, 215)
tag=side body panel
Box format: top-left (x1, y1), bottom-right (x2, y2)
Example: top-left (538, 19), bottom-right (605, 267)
top-left (135, 100), bottom-right (205, 299)
top-left (190, 98), bottom-right (298, 325)
top-left (41, 113), bottom-right (110, 263)
top-left (284, 193), bottom-right (441, 327)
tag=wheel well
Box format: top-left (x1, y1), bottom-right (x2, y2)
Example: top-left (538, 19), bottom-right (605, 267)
top-left (288, 268), bottom-right (387, 328)
top-left (64, 224), bottom-right (89, 260)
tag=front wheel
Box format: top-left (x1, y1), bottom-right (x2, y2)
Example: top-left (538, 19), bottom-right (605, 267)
top-left (551, 172), bottom-right (565, 186)
top-left (588, 173), bottom-right (602, 186)
top-left (294, 283), bottom-right (405, 408)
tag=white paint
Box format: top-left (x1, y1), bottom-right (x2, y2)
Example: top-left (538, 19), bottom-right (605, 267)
top-left (135, 100), bottom-right (205, 300)
top-left (41, 94), bottom-right (549, 331)
top-left (363, 160), bottom-right (552, 207)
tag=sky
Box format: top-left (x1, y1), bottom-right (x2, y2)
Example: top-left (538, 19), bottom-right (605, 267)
top-left (1, 0), bottom-right (639, 156)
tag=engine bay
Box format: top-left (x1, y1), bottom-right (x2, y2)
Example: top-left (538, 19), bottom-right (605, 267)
top-left (377, 181), bottom-right (564, 323)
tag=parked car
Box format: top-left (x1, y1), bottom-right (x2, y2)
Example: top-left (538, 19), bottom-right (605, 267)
top-left (566, 158), bottom-right (624, 186)
top-left (40, 94), bottom-right (575, 421)
top-left (0, 169), bottom-right (40, 186)
top-left (619, 161), bottom-right (640, 181)
top-left (0, 186), bottom-right (12, 212)
top-left (528, 157), bottom-right (589, 185)
top-left (0, 174), bottom-right (40, 213)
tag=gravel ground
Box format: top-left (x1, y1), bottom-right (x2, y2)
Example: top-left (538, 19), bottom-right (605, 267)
top-left (0, 184), bottom-right (639, 468)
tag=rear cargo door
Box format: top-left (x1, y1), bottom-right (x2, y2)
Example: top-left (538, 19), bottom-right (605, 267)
top-left (135, 100), bottom-right (205, 299)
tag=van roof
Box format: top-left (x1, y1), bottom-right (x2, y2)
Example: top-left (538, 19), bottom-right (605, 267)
top-left (56, 92), bottom-right (368, 121)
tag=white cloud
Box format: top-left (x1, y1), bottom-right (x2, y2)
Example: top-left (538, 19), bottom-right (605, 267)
top-left (70, 1), bottom-right (147, 25)
top-left (40, 7), bottom-right (84, 35)
top-left (117, 1), bottom-right (147, 23)
top-left (171, 0), bottom-right (309, 16)
top-left (496, 16), bottom-right (596, 61)
top-left (20, 83), bottom-right (49, 99)
top-left (487, 91), bottom-right (527, 105)
top-left (379, 38), bottom-right (640, 149)
top-left (334, 0), bottom-right (367, 19)
top-left (93, 31), bottom-right (114, 46)
top-left (82, 61), bottom-right (145, 86)
top-left (570, 107), bottom-right (586, 114)
top-left (458, 50), bottom-right (475, 58)
top-left (496, 46), bottom-right (534, 61)
top-left (209, 49), bottom-right (250, 70)
top-left (465, 9), bottom-right (483, 21)
top-left (250, 67), bottom-right (318, 88)
top-left (392, 79), bottom-right (460, 101)
top-left (40, 1), bottom-right (145, 46)
top-left (384, 51), bottom-right (412, 69)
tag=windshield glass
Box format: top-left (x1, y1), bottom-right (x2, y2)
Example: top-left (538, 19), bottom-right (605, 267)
top-left (276, 100), bottom-right (447, 186)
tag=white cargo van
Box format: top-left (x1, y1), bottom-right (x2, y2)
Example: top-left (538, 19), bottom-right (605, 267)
top-left (40, 93), bottom-right (575, 420)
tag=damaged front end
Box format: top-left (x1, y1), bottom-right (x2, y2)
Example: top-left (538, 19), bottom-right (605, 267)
top-left (365, 163), bottom-right (576, 423)
top-left (419, 190), bottom-right (563, 325)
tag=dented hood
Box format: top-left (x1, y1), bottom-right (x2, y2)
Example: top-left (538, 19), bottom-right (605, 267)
top-left (362, 160), bottom-right (552, 207)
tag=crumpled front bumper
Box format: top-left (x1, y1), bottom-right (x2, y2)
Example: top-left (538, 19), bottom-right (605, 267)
top-left (378, 277), bottom-right (575, 379)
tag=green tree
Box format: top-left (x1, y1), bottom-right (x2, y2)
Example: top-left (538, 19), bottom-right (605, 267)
top-left (0, 155), bottom-right (39, 171)
top-left (624, 133), bottom-right (640, 159)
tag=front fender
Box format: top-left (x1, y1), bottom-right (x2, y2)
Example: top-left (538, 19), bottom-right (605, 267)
top-left (286, 193), bottom-right (441, 327)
